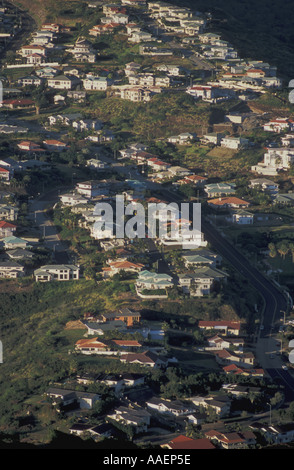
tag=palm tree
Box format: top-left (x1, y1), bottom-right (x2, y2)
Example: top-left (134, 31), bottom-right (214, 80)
top-left (277, 241), bottom-right (289, 260)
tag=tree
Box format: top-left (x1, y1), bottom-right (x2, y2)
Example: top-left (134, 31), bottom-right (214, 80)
top-left (270, 391), bottom-right (284, 406)
top-left (277, 241), bottom-right (289, 260)
top-left (268, 242), bottom-right (277, 258)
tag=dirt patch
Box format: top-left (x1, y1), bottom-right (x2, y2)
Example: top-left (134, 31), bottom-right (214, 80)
top-left (64, 320), bottom-right (87, 330)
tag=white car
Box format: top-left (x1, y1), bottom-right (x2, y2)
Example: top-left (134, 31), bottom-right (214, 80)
top-left (282, 365), bottom-right (288, 370)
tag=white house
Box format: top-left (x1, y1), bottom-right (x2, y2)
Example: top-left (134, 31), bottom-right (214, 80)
top-left (34, 264), bottom-right (80, 282)
top-left (220, 136), bottom-right (249, 150)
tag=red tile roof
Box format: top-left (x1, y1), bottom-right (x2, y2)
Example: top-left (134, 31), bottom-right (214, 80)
top-left (167, 435), bottom-right (216, 450)
top-left (0, 221), bottom-right (16, 228)
top-left (207, 197), bottom-right (250, 206)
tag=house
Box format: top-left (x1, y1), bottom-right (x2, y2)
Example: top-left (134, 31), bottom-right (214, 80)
top-left (35, 66), bottom-right (58, 78)
top-left (176, 174), bottom-right (207, 187)
top-left (19, 45), bottom-right (47, 57)
top-left (281, 134), bottom-right (294, 147)
top-left (249, 178), bottom-right (279, 195)
top-left (204, 183), bottom-right (236, 198)
top-left (182, 249), bottom-right (221, 268)
top-left (69, 423), bottom-right (93, 436)
top-left (222, 364), bottom-right (265, 377)
top-left (119, 86), bottom-right (154, 102)
top-left (128, 31), bottom-right (153, 43)
top-left (68, 38), bottom-right (96, 63)
top-left (207, 197), bottom-right (250, 209)
top-left (83, 320), bottom-right (128, 336)
top-left (101, 308), bottom-right (141, 327)
top-left (186, 85), bottom-right (235, 103)
top-left (202, 132), bottom-right (225, 145)
top-left (205, 429), bottom-right (256, 449)
top-left (76, 180), bottom-right (105, 198)
top-left (147, 158), bottom-right (171, 172)
top-left (89, 423), bottom-right (114, 440)
top-left (251, 147), bottom-right (294, 175)
top-left (274, 193), bottom-right (294, 205)
top-left (34, 264), bottom-right (80, 282)
top-left (146, 397), bottom-right (197, 417)
top-left (120, 350), bottom-right (168, 368)
top-left (26, 53), bottom-right (46, 65)
top-left (59, 193), bottom-right (89, 206)
top-left (198, 320), bottom-right (241, 336)
top-left (86, 159), bottom-right (107, 171)
top-left (0, 221), bottom-right (16, 238)
top-left (46, 387), bottom-right (100, 410)
top-left (167, 133), bottom-right (196, 145)
top-left (263, 118), bottom-right (294, 133)
top-left (162, 435), bottom-right (216, 450)
top-left (0, 167), bottom-right (12, 183)
top-left (83, 76), bottom-right (110, 91)
top-left (190, 395), bottom-right (231, 417)
top-left (1, 99), bottom-right (35, 110)
top-left (47, 75), bottom-right (80, 90)
top-left (136, 270), bottom-right (174, 294)
top-left (17, 141), bottom-right (45, 153)
top-left (107, 406), bottom-right (151, 434)
top-left (178, 267), bottom-right (227, 297)
top-left (42, 140), bottom-right (69, 152)
top-left (3, 236), bottom-right (32, 250)
top-left (228, 209), bottom-right (254, 225)
top-left (206, 335), bottom-right (244, 351)
top-left (72, 119), bottom-right (103, 132)
top-left (121, 373), bottom-right (145, 387)
top-left (89, 24), bottom-right (119, 36)
top-left (250, 423), bottom-right (294, 444)
top-left (102, 259), bottom-right (144, 278)
top-left (220, 136), bottom-right (249, 150)
top-left (6, 249), bottom-right (34, 261)
top-left (75, 337), bottom-right (112, 355)
top-left (0, 205), bottom-right (19, 221)
top-left (168, 166), bottom-right (191, 177)
top-left (0, 261), bottom-right (25, 278)
top-left (17, 75), bottom-right (43, 86)
top-left (67, 90), bottom-right (86, 102)
top-left (214, 349), bottom-right (255, 369)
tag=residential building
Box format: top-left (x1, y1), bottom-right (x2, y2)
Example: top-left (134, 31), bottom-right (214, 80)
top-left (198, 321), bottom-right (241, 336)
top-left (0, 261), bottom-right (25, 278)
top-left (205, 429), bottom-right (256, 449)
top-left (102, 259), bottom-right (144, 278)
top-left (83, 76), bottom-right (110, 91)
top-left (178, 267), bottom-right (227, 297)
top-left (101, 308), bottom-right (141, 327)
top-left (162, 435), bottom-right (216, 450)
top-left (42, 140), bottom-right (69, 152)
top-left (46, 387), bottom-right (100, 410)
top-left (34, 264), bottom-right (80, 282)
top-left (76, 180), bottom-right (106, 198)
top-left (205, 183), bottom-right (236, 198)
top-left (0, 221), bottom-right (16, 238)
top-left (220, 136), bottom-right (249, 150)
top-left (120, 350), bottom-right (168, 368)
top-left (47, 75), bottom-right (80, 90)
top-left (207, 197), bottom-right (250, 209)
top-left (107, 406), bottom-right (151, 434)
